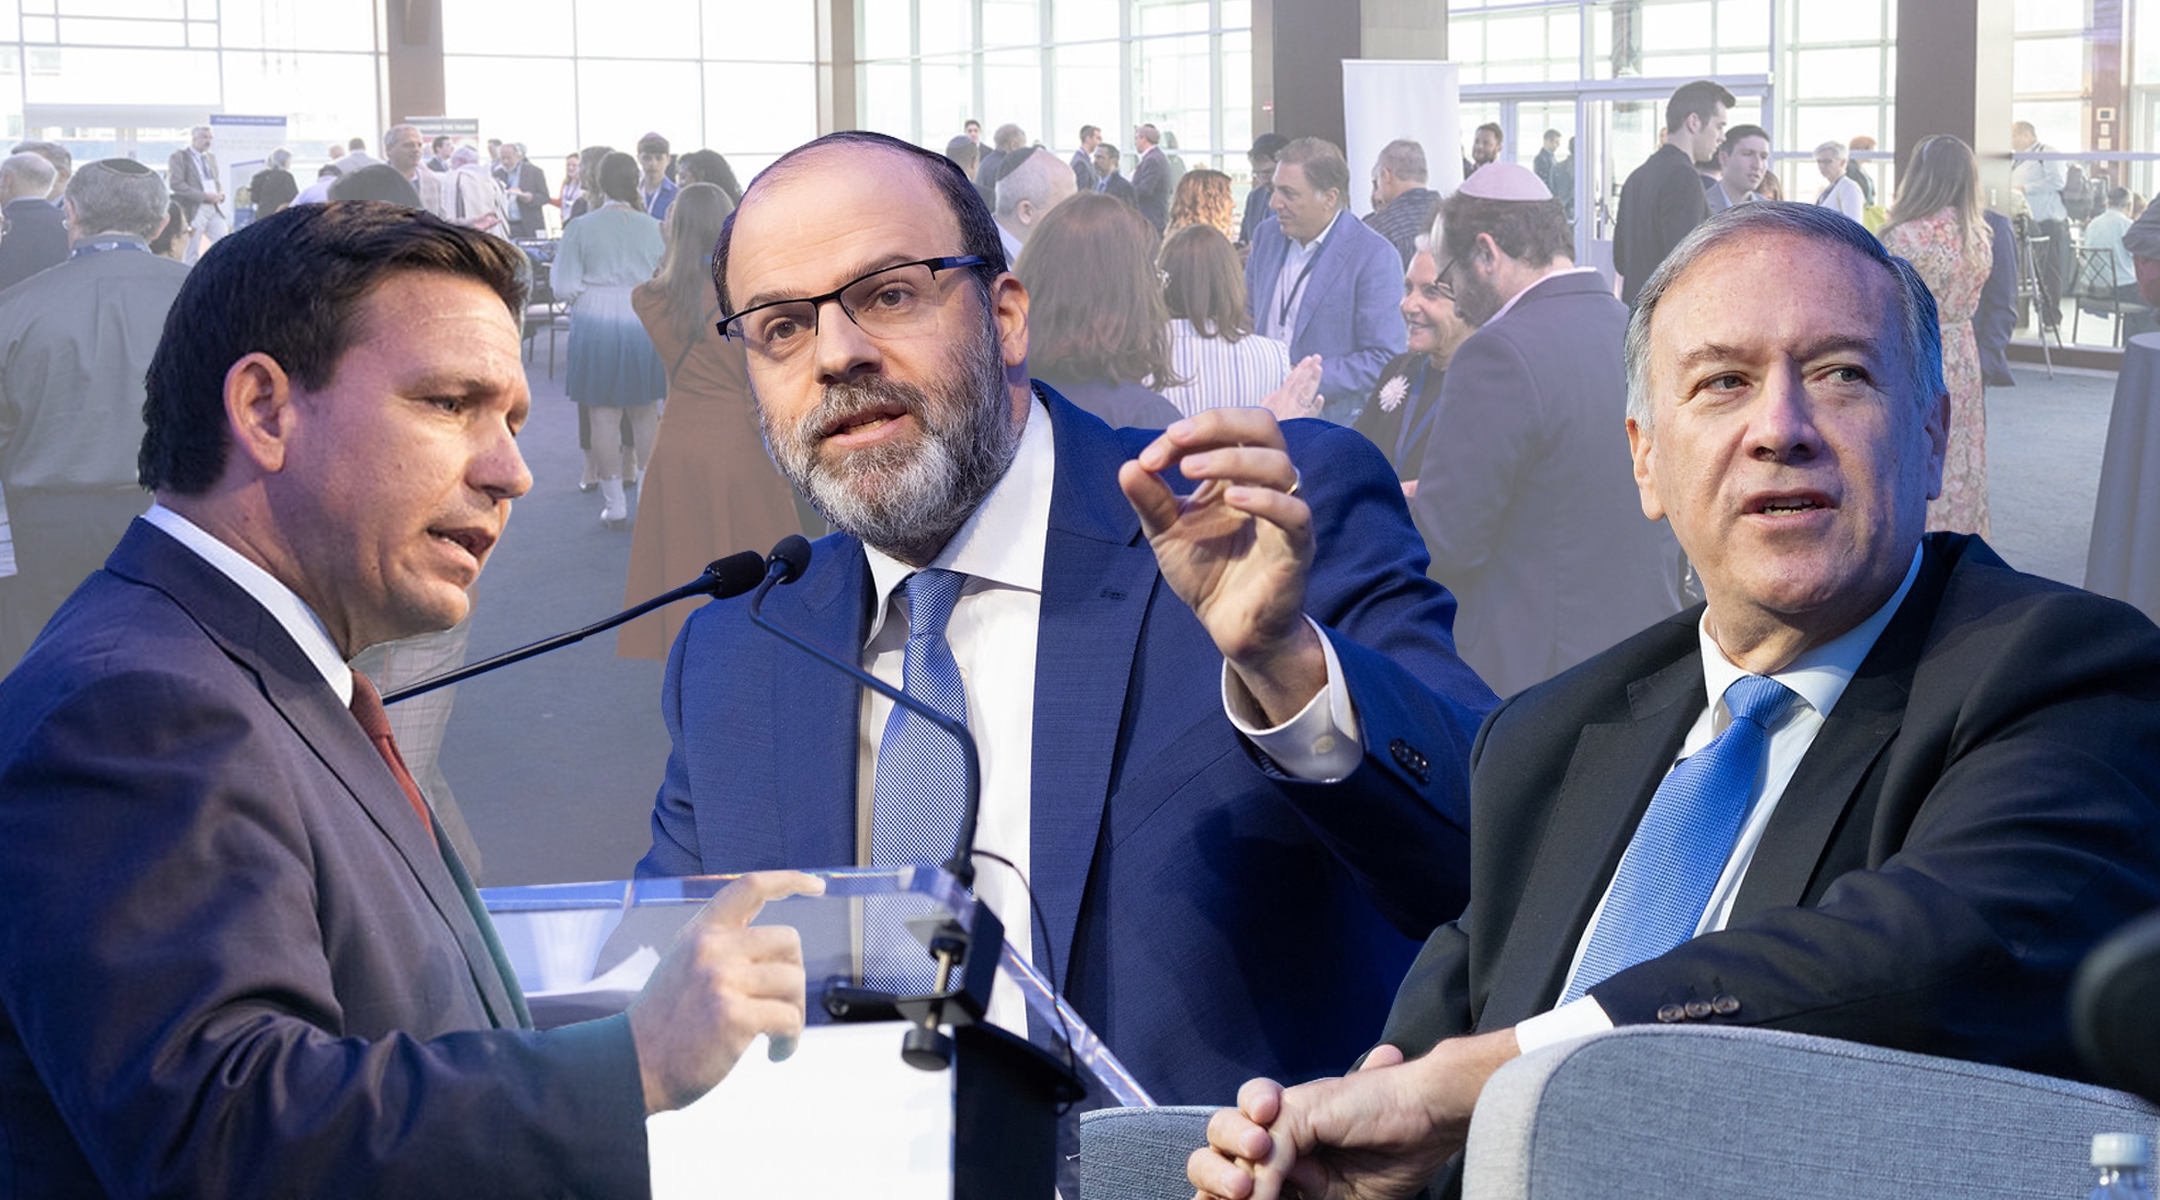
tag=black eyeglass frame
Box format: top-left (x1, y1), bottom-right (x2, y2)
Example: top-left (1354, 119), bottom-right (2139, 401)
top-left (714, 254), bottom-right (992, 342)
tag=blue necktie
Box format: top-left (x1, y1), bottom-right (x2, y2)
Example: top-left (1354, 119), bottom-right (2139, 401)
top-left (867, 568), bottom-right (969, 993)
top-left (1562, 674), bottom-right (1796, 1003)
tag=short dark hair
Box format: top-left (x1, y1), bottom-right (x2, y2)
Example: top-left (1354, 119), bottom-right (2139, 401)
top-left (328, 163), bottom-right (422, 207)
top-left (2111, 186), bottom-right (2132, 208)
top-left (1667, 80), bottom-right (1737, 137)
top-left (1079, 124), bottom-right (1100, 142)
top-left (1248, 133), bottom-right (1290, 161)
top-left (140, 202), bottom-right (529, 493)
top-left (1476, 122), bottom-right (1502, 140)
top-left (676, 148), bottom-right (743, 204)
top-left (598, 151), bottom-right (641, 203)
top-left (711, 130), bottom-right (1005, 314)
top-left (1438, 189), bottom-right (1569, 269)
top-left (1276, 137), bottom-right (1350, 200)
top-left (432, 134), bottom-right (452, 151)
top-left (1718, 124), bottom-right (1769, 159)
top-left (637, 132), bottom-right (670, 157)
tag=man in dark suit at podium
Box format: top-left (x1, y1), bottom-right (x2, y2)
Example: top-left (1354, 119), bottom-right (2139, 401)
top-left (1190, 202), bottom-right (2160, 1200)
top-left (639, 130), bottom-right (1496, 1106)
top-left (0, 201), bottom-right (819, 1196)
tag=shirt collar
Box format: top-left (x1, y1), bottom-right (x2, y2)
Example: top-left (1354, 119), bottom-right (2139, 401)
top-left (143, 504), bottom-right (355, 706)
top-left (1696, 541), bottom-right (1924, 725)
top-left (1486, 265), bottom-right (1600, 327)
top-left (1289, 207), bottom-right (1343, 253)
top-left (861, 391), bottom-right (1054, 646)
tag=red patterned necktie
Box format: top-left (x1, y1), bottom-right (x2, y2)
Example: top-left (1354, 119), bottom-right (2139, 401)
top-left (348, 671), bottom-right (437, 845)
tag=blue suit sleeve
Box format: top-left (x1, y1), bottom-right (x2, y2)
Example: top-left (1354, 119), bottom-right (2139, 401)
top-left (1318, 234), bottom-right (1410, 406)
top-left (1976, 212), bottom-right (2019, 387)
top-left (639, 618), bottom-right (708, 877)
top-left (1249, 420), bottom-right (1498, 934)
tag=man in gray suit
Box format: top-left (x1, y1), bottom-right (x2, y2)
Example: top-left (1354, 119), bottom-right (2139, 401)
top-left (0, 158), bottom-right (188, 674)
top-left (1411, 164), bottom-right (1682, 698)
top-left (166, 124), bottom-right (226, 263)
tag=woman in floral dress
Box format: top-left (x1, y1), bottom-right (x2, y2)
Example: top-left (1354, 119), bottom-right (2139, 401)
top-left (1880, 135), bottom-right (1995, 536)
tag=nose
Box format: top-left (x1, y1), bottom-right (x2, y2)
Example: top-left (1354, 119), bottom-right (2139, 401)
top-left (810, 296), bottom-right (881, 386)
top-left (1749, 364), bottom-right (1821, 464)
top-left (476, 412), bottom-right (534, 502)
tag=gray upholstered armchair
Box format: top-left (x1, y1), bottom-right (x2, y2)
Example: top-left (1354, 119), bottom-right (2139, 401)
top-left (1078, 1025), bottom-right (2160, 1199)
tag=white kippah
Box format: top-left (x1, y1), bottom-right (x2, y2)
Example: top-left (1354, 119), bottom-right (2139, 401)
top-left (1457, 163), bottom-right (1553, 202)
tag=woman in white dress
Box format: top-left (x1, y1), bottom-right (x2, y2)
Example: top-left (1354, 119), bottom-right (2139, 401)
top-left (1156, 224), bottom-right (1291, 417)
top-left (1813, 140), bottom-right (1867, 223)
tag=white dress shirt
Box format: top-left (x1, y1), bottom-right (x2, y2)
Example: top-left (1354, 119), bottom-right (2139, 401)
top-left (1515, 544), bottom-right (1924, 1053)
top-left (143, 504), bottom-right (352, 703)
top-left (2012, 148), bottom-right (2069, 224)
top-left (854, 392), bottom-right (1363, 1032)
top-left (1264, 208), bottom-right (1343, 341)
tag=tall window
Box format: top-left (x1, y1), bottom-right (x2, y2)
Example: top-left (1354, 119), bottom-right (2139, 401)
top-left (5, 0), bottom-right (384, 173)
top-left (856, 0), bottom-right (1251, 173)
top-left (442, 0), bottom-right (819, 178)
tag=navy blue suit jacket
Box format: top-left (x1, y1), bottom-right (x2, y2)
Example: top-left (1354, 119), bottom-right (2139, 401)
top-left (0, 522), bottom-right (648, 1197)
top-left (638, 387), bottom-right (1494, 1103)
top-left (1245, 212), bottom-right (1408, 415)
top-left (1976, 209), bottom-right (2019, 387)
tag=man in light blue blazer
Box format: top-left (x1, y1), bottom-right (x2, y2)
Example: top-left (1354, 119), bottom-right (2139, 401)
top-left (638, 131), bottom-right (1495, 1107)
top-left (1245, 137), bottom-right (1409, 424)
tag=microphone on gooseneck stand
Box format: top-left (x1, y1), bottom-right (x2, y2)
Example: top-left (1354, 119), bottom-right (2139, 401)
top-left (380, 551), bottom-right (767, 705)
top-left (747, 534), bottom-right (996, 1069)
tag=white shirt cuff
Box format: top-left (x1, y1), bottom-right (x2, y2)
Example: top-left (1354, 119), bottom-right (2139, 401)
top-left (1222, 616), bottom-right (1364, 782)
top-left (1513, 996), bottom-right (1615, 1056)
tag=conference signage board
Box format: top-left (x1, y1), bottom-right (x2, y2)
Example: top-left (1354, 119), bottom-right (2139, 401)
top-left (1343, 60), bottom-right (1464, 217)
top-left (209, 114), bottom-right (287, 226)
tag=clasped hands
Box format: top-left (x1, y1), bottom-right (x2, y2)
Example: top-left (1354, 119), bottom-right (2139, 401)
top-left (1187, 1028), bottom-right (1521, 1200)
top-left (1118, 405), bottom-right (1326, 726)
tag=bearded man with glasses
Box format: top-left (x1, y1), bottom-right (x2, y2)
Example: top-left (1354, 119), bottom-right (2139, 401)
top-left (635, 130), bottom-right (1498, 1110)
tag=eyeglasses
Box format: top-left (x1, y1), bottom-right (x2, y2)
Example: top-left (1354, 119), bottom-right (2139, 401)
top-left (1434, 257), bottom-right (1459, 289)
top-left (716, 255), bottom-right (989, 361)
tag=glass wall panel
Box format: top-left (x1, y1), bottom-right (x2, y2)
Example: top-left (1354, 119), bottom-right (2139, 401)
top-left (705, 61), bottom-right (819, 156)
top-left (574, 0), bottom-right (698, 61)
top-left (918, 55), bottom-right (974, 140)
top-left (983, 0), bottom-right (1039, 48)
top-left (863, 61), bottom-right (914, 135)
top-left (64, 0), bottom-right (182, 17)
top-left (25, 45), bottom-right (216, 104)
top-left (919, 0), bottom-right (971, 57)
top-left (862, 0), bottom-right (913, 60)
top-left (983, 47), bottom-right (1043, 137)
top-left (444, 55), bottom-right (579, 160)
top-left (58, 18), bottom-right (184, 47)
top-left (1052, 40), bottom-right (1118, 151)
top-left (444, 0), bottom-right (575, 57)
top-left (577, 57), bottom-right (702, 149)
top-left (219, 0), bottom-right (375, 52)
top-left (702, 0), bottom-right (817, 61)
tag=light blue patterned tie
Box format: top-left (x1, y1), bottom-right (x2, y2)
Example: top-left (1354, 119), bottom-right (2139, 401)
top-left (867, 568), bottom-right (969, 994)
top-left (1562, 674), bottom-right (1795, 1003)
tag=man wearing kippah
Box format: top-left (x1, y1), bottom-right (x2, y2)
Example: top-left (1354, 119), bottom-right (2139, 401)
top-left (1410, 163), bottom-right (1683, 699)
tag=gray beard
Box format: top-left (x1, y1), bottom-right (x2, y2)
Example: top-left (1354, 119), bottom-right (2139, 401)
top-left (760, 320), bottom-right (1022, 566)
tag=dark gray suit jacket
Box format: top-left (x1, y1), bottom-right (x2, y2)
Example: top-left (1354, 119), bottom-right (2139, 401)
top-left (1411, 270), bottom-right (1682, 698)
top-left (1131, 146), bottom-right (1171, 232)
top-left (0, 521), bottom-right (649, 1198)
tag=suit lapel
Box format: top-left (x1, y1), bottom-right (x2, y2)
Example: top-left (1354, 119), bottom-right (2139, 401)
top-left (763, 537), bottom-right (872, 870)
top-left (1292, 221), bottom-right (1355, 343)
top-left (1730, 544), bottom-right (1949, 916)
top-left (1480, 640), bottom-right (1704, 1024)
top-left (106, 522), bottom-right (526, 1028)
top-left (1029, 393), bottom-right (1162, 983)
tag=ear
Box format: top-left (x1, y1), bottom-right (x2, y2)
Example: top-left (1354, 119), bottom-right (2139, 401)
top-left (223, 352), bottom-right (300, 477)
top-left (1474, 231), bottom-right (1503, 268)
top-left (1626, 414), bottom-right (1667, 521)
top-left (1920, 388), bottom-right (1950, 501)
top-left (990, 272), bottom-right (1030, 372)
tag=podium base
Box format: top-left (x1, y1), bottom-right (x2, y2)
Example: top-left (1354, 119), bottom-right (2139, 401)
top-left (955, 1024), bottom-right (1085, 1200)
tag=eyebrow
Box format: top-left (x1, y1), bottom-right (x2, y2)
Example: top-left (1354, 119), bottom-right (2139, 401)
top-left (734, 252), bottom-right (923, 313)
top-left (1673, 334), bottom-right (1883, 375)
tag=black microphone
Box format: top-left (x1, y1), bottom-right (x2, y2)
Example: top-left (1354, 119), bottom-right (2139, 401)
top-left (381, 551), bottom-right (767, 705)
top-left (745, 535), bottom-right (983, 890)
top-left (2073, 909), bottom-right (2160, 1105)
top-left (748, 535), bottom-right (1002, 1068)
